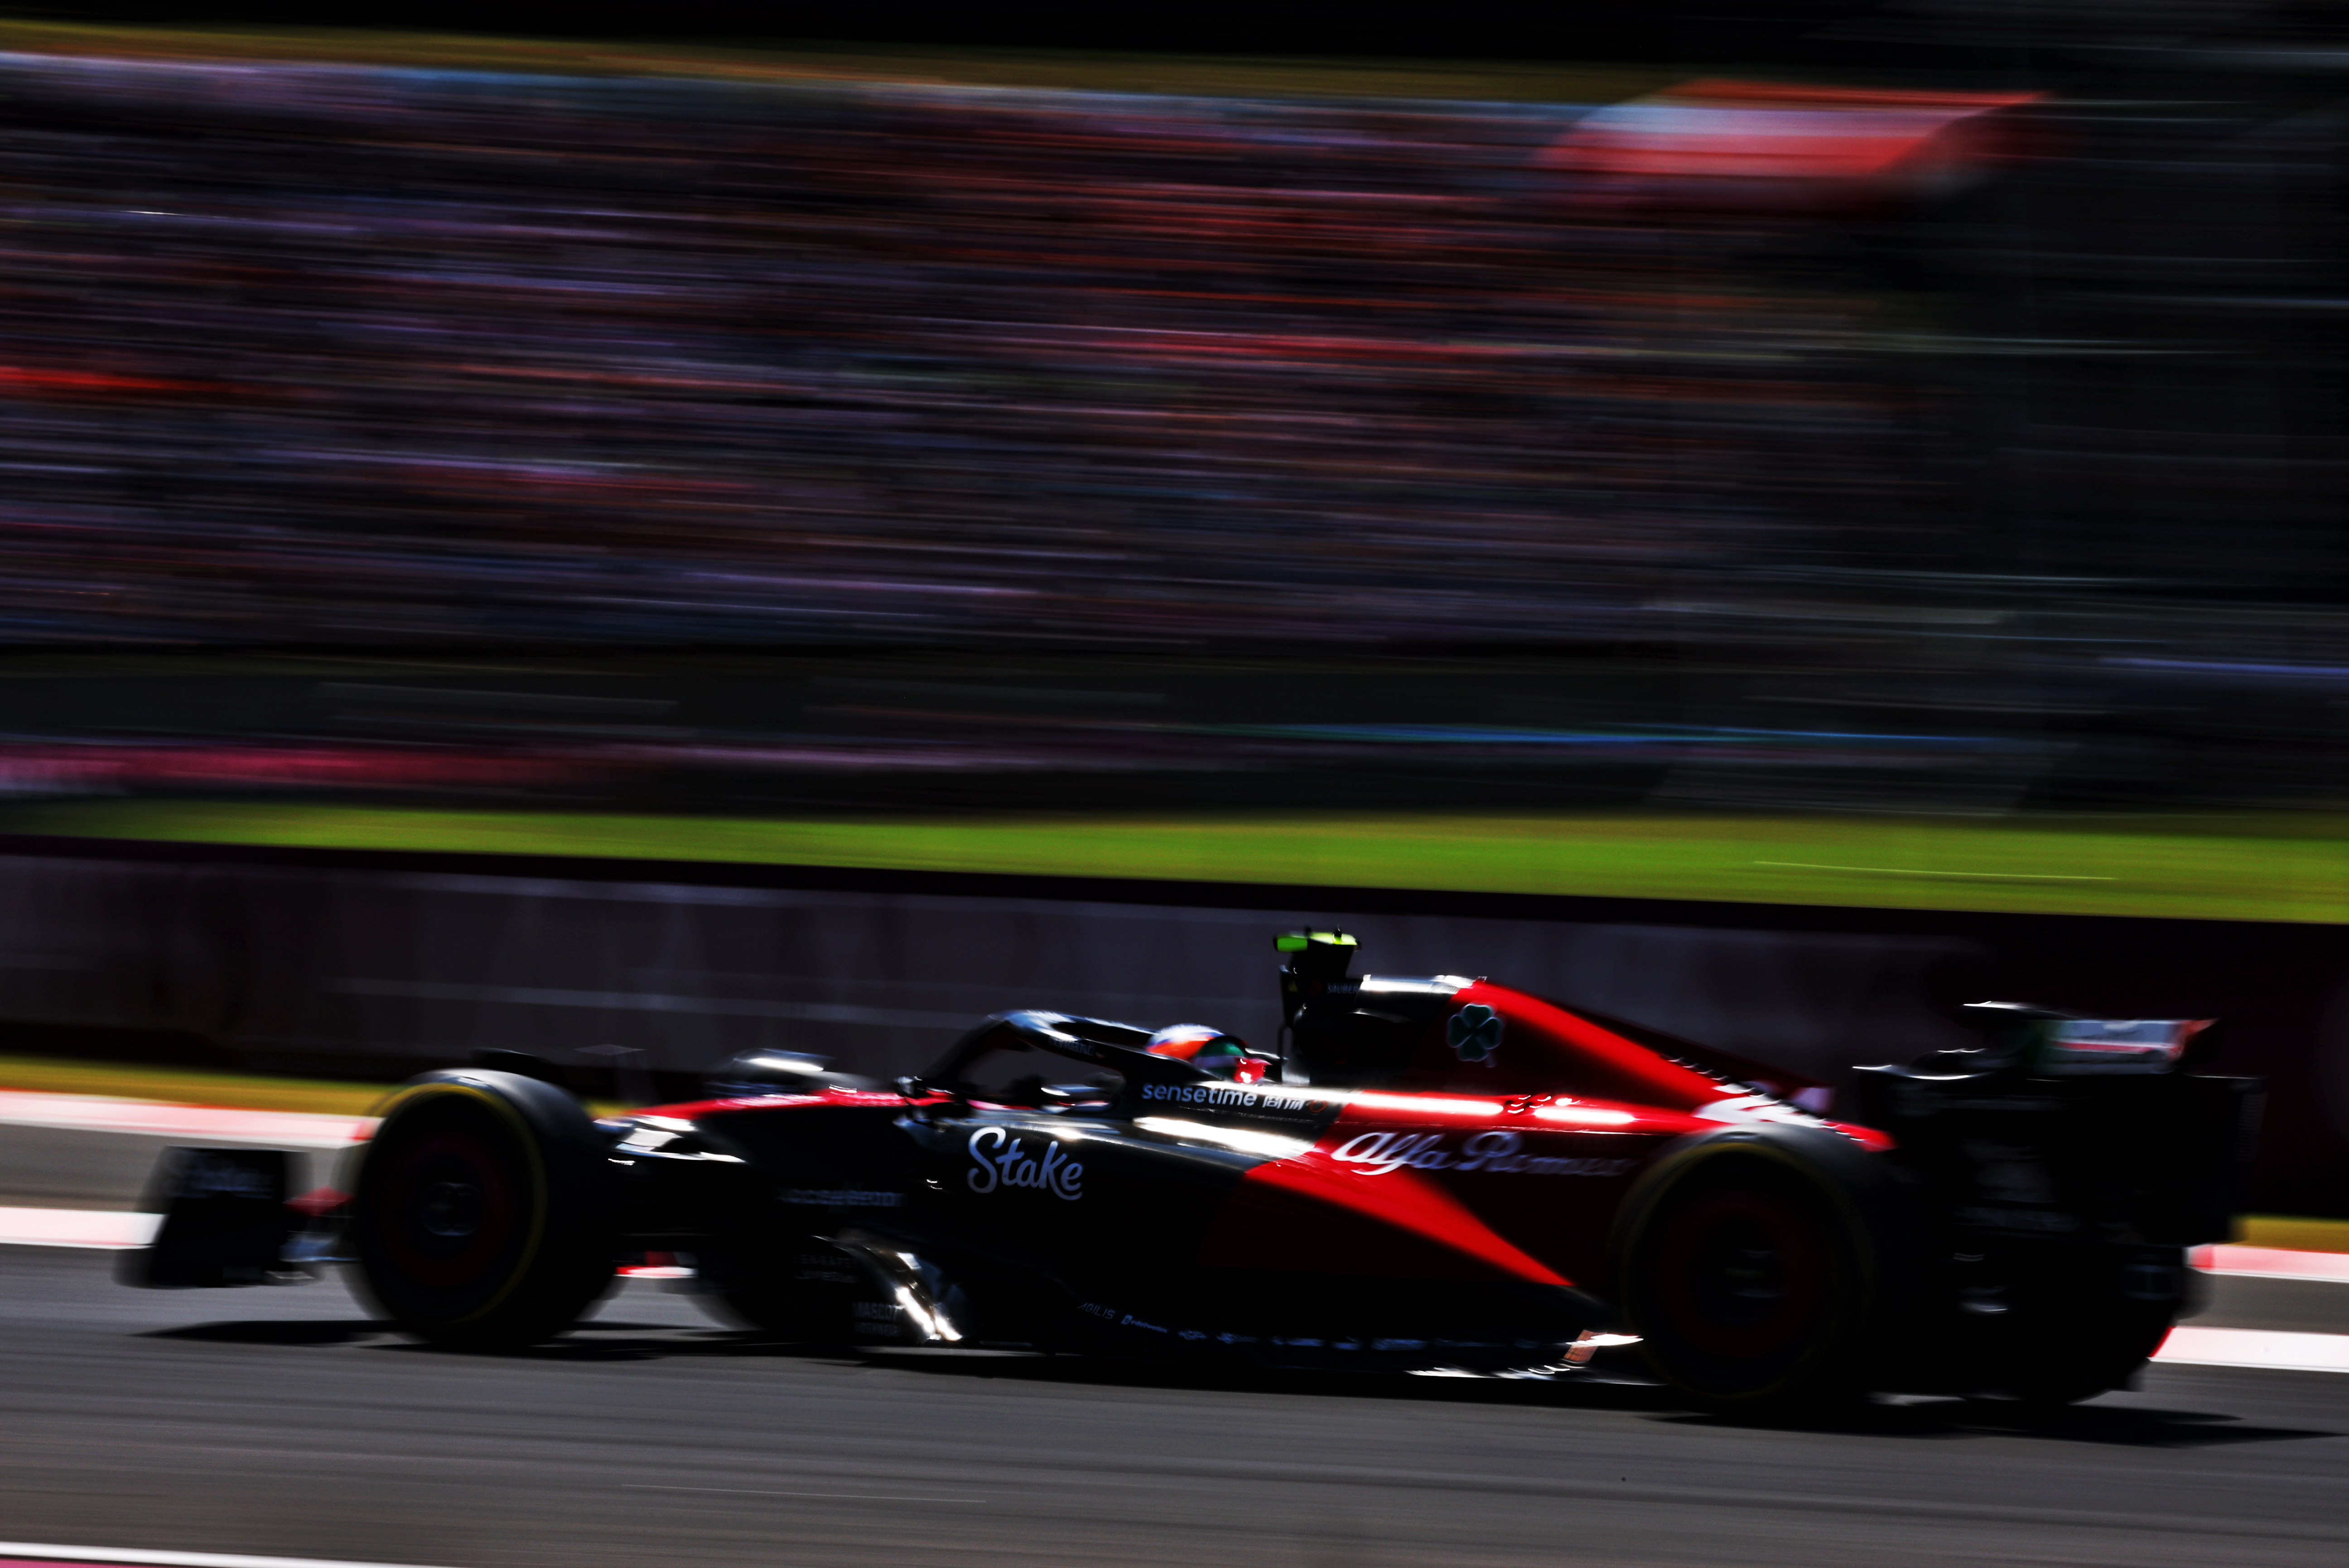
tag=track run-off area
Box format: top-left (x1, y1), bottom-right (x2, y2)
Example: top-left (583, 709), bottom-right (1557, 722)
top-left (0, 1093), bottom-right (2344, 1568)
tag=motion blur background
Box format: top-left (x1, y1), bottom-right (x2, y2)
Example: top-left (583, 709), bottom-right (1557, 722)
top-left (2, 20), bottom-right (2349, 1568)
top-left (0, 0), bottom-right (2344, 813)
top-left (9, 1), bottom-right (2349, 1212)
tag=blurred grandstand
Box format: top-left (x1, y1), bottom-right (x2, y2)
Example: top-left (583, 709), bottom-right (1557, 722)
top-left (0, 53), bottom-right (1915, 650)
top-left (1, 5), bottom-right (2348, 813)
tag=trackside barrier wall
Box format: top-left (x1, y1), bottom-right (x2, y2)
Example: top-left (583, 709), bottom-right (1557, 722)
top-left (0, 834), bottom-right (2341, 1215)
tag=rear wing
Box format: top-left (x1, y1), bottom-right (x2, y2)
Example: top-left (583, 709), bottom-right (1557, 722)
top-left (1853, 1065), bottom-right (2260, 1248)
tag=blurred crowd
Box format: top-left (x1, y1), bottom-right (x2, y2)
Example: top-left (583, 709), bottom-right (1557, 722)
top-left (7, 24), bottom-right (2349, 810)
top-left (0, 53), bottom-right (1926, 648)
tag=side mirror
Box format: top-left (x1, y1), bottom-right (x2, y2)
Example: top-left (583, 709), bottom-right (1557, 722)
top-left (893, 1075), bottom-right (928, 1100)
top-left (1039, 1075), bottom-right (1122, 1110)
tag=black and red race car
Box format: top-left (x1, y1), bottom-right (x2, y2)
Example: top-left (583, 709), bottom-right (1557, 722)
top-left (125, 930), bottom-right (2257, 1411)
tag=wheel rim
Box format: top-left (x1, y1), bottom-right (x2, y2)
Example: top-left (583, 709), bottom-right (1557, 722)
top-left (377, 1128), bottom-right (518, 1291)
top-left (1653, 1188), bottom-right (1827, 1360)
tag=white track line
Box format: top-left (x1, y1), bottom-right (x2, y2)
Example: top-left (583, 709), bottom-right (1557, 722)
top-left (2192, 1244), bottom-right (2349, 1283)
top-left (0, 1091), bottom-right (370, 1149)
top-left (0, 1208), bottom-right (157, 1249)
top-left (2155, 1326), bottom-right (2349, 1374)
top-left (0, 1543), bottom-right (454, 1568)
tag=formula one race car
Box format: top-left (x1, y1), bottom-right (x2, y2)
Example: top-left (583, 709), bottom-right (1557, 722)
top-left (124, 931), bottom-right (2257, 1412)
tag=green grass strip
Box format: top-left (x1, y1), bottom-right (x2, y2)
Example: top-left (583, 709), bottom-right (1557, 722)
top-left (0, 1049), bottom-right (627, 1119)
top-left (0, 1052), bottom-right (398, 1116)
top-left (2238, 1216), bottom-right (2349, 1253)
top-left (12, 799), bottom-right (2349, 922)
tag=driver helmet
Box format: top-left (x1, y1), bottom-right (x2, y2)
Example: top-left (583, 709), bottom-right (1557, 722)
top-left (1145, 1023), bottom-right (1269, 1084)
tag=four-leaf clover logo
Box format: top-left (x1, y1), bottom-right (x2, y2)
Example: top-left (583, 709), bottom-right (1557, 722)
top-left (1448, 1003), bottom-right (1504, 1066)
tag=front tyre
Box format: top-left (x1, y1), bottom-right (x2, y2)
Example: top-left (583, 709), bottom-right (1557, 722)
top-left (1617, 1130), bottom-right (1885, 1414)
top-left (352, 1070), bottom-right (616, 1348)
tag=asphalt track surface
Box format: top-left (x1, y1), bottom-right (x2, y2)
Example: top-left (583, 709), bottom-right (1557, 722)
top-left (3, 1133), bottom-right (2348, 1568)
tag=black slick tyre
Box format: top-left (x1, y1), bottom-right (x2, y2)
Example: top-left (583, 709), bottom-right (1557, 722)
top-left (1616, 1128), bottom-right (1885, 1414)
top-left (352, 1069), bottom-right (617, 1349)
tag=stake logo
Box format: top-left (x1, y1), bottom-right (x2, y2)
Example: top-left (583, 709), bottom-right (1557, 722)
top-left (1448, 1004), bottom-right (1504, 1066)
top-left (966, 1126), bottom-right (1084, 1200)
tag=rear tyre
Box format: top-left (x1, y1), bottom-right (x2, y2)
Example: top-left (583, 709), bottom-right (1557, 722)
top-left (1994, 1248), bottom-right (2184, 1406)
top-left (1617, 1132), bottom-right (1882, 1414)
top-left (352, 1070), bottom-right (616, 1349)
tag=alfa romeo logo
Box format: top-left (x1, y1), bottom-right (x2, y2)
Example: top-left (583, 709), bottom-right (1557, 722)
top-left (1448, 1003), bottom-right (1504, 1066)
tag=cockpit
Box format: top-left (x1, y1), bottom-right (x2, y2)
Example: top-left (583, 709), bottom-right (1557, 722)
top-left (915, 928), bottom-right (1454, 1106)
